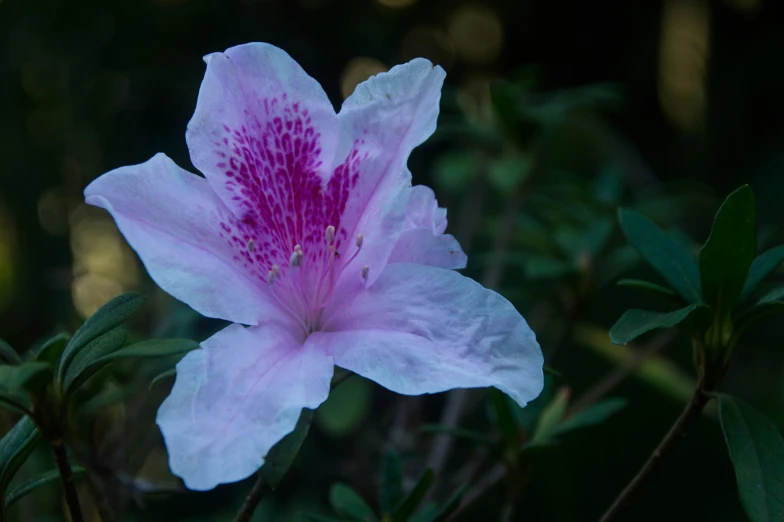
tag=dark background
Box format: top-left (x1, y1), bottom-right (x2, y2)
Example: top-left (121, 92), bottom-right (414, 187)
top-left (1, 0), bottom-right (783, 520)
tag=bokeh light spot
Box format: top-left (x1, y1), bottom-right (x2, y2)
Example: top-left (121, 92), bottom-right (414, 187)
top-left (448, 4), bottom-right (504, 64)
top-left (401, 26), bottom-right (455, 69)
top-left (340, 57), bottom-right (388, 99)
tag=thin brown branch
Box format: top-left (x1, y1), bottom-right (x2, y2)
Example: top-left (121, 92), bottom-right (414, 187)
top-left (51, 439), bottom-right (84, 522)
top-left (234, 473), bottom-right (269, 522)
top-left (598, 383), bottom-right (713, 522)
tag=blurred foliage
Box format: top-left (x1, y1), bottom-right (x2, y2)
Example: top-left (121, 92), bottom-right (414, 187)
top-left (2, 0), bottom-right (784, 520)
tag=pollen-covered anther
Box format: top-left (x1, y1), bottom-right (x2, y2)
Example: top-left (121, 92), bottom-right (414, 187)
top-left (267, 265), bottom-right (280, 284)
top-left (247, 239), bottom-right (255, 252)
top-left (361, 265), bottom-right (369, 282)
top-left (325, 225), bottom-right (335, 245)
top-left (290, 245), bottom-right (304, 268)
top-left (355, 234), bottom-right (364, 248)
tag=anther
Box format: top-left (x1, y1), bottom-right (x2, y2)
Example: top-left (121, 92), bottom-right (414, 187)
top-left (247, 239), bottom-right (255, 252)
top-left (361, 265), bottom-right (369, 281)
top-left (290, 245), bottom-right (303, 268)
top-left (267, 265), bottom-right (280, 284)
top-left (325, 225), bottom-right (335, 245)
top-left (355, 234), bottom-right (364, 248)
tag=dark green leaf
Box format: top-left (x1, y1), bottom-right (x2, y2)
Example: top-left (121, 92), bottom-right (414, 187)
top-left (62, 327), bottom-right (127, 395)
top-left (609, 304), bottom-right (698, 345)
top-left (5, 466), bottom-right (86, 507)
top-left (617, 279), bottom-right (678, 299)
top-left (554, 398), bottom-right (627, 437)
top-left (317, 377), bottom-right (371, 437)
top-left (303, 513), bottom-right (345, 522)
top-left (0, 340), bottom-right (20, 365)
top-left (0, 417), bottom-right (40, 498)
top-left (379, 450), bottom-right (404, 514)
top-left (419, 425), bottom-right (495, 447)
top-left (523, 255), bottom-right (575, 280)
top-left (433, 483), bottom-right (469, 522)
top-left (329, 483), bottom-right (378, 521)
top-left (392, 469), bottom-right (434, 522)
top-left (409, 503), bottom-right (439, 522)
top-left (488, 155), bottom-right (532, 190)
top-left (149, 368), bottom-right (177, 389)
top-left (0, 362), bottom-right (53, 402)
top-left (490, 389), bottom-right (519, 450)
top-left (618, 208), bottom-right (702, 302)
top-left (718, 395), bottom-right (784, 522)
top-left (57, 292), bottom-right (146, 381)
top-left (700, 186), bottom-right (756, 314)
top-left (741, 245), bottom-right (784, 302)
top-left (261, 409), bottom-right (313, 488)
top-left (30, 333), bottom-right (69, 366)
top-left (531, 387), bottom-right (570, 445)
top-left (64, 337), bottom-right (198, 396)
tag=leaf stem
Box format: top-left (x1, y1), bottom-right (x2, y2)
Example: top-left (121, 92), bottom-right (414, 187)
top-left (234, 473), bottom-right (269, 522)
top-left (50, 439), bottom-right (84, 522)
top-left (598, 382), bottom-right (712, 522)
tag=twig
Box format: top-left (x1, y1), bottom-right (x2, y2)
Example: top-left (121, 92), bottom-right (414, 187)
top-left (426, 188), bottom-right (521, 482)
top-left (51, 439), bottom-right (85, 522)
top-left (234, 473), bottom-right (269, 522)
top-left (567, 330), bottom-right (675, 416)
top-left (598, 383), bottom-right (713, 522)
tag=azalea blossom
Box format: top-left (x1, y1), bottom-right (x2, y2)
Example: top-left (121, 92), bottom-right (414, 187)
top-left (84, 43), bottom-right (543, 491)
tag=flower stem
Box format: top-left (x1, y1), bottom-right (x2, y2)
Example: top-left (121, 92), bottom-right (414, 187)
top-left (234, 473), bottom-right (269, 522)
top-left (50, 439), bottom-right (84, 522)
top-left (598, 383), bottom-right (712, 522)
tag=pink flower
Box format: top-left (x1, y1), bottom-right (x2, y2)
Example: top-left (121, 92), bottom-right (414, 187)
top-left (84, 43), bottom-right (543, 490)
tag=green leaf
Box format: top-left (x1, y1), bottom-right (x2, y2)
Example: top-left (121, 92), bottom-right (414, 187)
top-left (303, 513), bottom-right (345, 522)
top-left (64, 337), bottom-right (198, 396)
top-left (408, 503), bottom-right (439, 522)
top-left (699, 185), bottom-right (756, 314)
top-left (0, 340), bottom-right (20, 365)
top-left (609, 304), bottom-right (698, 345)
top-left (618, 208), bottom-right (702, 302)
top-left (531, 387), bottom-right (570, 445)
top-left (5, 466), bottom-right (86, 507)
top-left (328, 483), bottom-right (378, 521)
top-left (741, 245), bottom-right (784, 302)
top-left (554, 398), bottom-right (628, 437)
top-left (488, 155), bottom-right (532, 190)
top-left (30, 333), bottom-right (69, 366)
top-left (261, 409), bottom-right (313, 489)
top-left (0, 362), bottom-right (53, 406)
top-left (379, 450), bottom-right (404, 514)
top-left (617, 279), bottom-right (678, 299)
top-left (490, 389), bottom-right (519, 451)
top-left (61, 327), bottom-right (127, 395)
top-left (57, 292), bottom-right (146, 382)
top-left (392, 469), bottom-right (434, 522)
top-left (433, 483), bottom-right (469, 522)
top-left (0, 417), bottom-right (40, 499)
top-left (316, 377), bottom-right (371, 438)
top-left (718, 394), bottom-right (784, 522)
top-left (149, 368), bottom-right (177, 389)
top-left (419, 425), bottom-right (495, 447)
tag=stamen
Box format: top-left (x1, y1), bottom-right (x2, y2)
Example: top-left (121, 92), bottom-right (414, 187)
top-left (325, 225), bottom-right (335, 245)
top-left (247, 238), bottom-right (255, 252)
top-left (267, 264), bottom-right (280, 285)
top-left (355, 234), bottom-right (363, 248)
top-left (342, 233), bottom-right (364, 269)
top-left (290, 245), bottom-right (303, 268)
top-left (361, 265), bottom-right (369, 281)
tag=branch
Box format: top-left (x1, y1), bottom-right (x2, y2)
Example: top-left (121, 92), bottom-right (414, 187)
top-left (234, 473), bottom-right (269, 522)
top-left (598, 383), bottom-right (713, 522)
top-left (51, 439), bottom-right (84, 522)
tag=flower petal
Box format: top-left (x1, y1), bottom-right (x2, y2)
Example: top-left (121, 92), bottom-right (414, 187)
top-left (315, 263), bottom-right (543, 407)
top-left (157, 323), bottom-right (332, 491)
top-left (389, 184), bottom-right (466, 269)
top-left (388, 229), bottom-right (467, 269)
top-left (188, 43), bottom-right (339, 219)
top-left (333, 59), bottom-right (446, 287)
top-left (84, 154), bottom-right (293, 327)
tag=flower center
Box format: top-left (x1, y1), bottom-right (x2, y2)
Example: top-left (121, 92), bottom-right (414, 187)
top-left (265, 224), bottom-right (367, 334)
